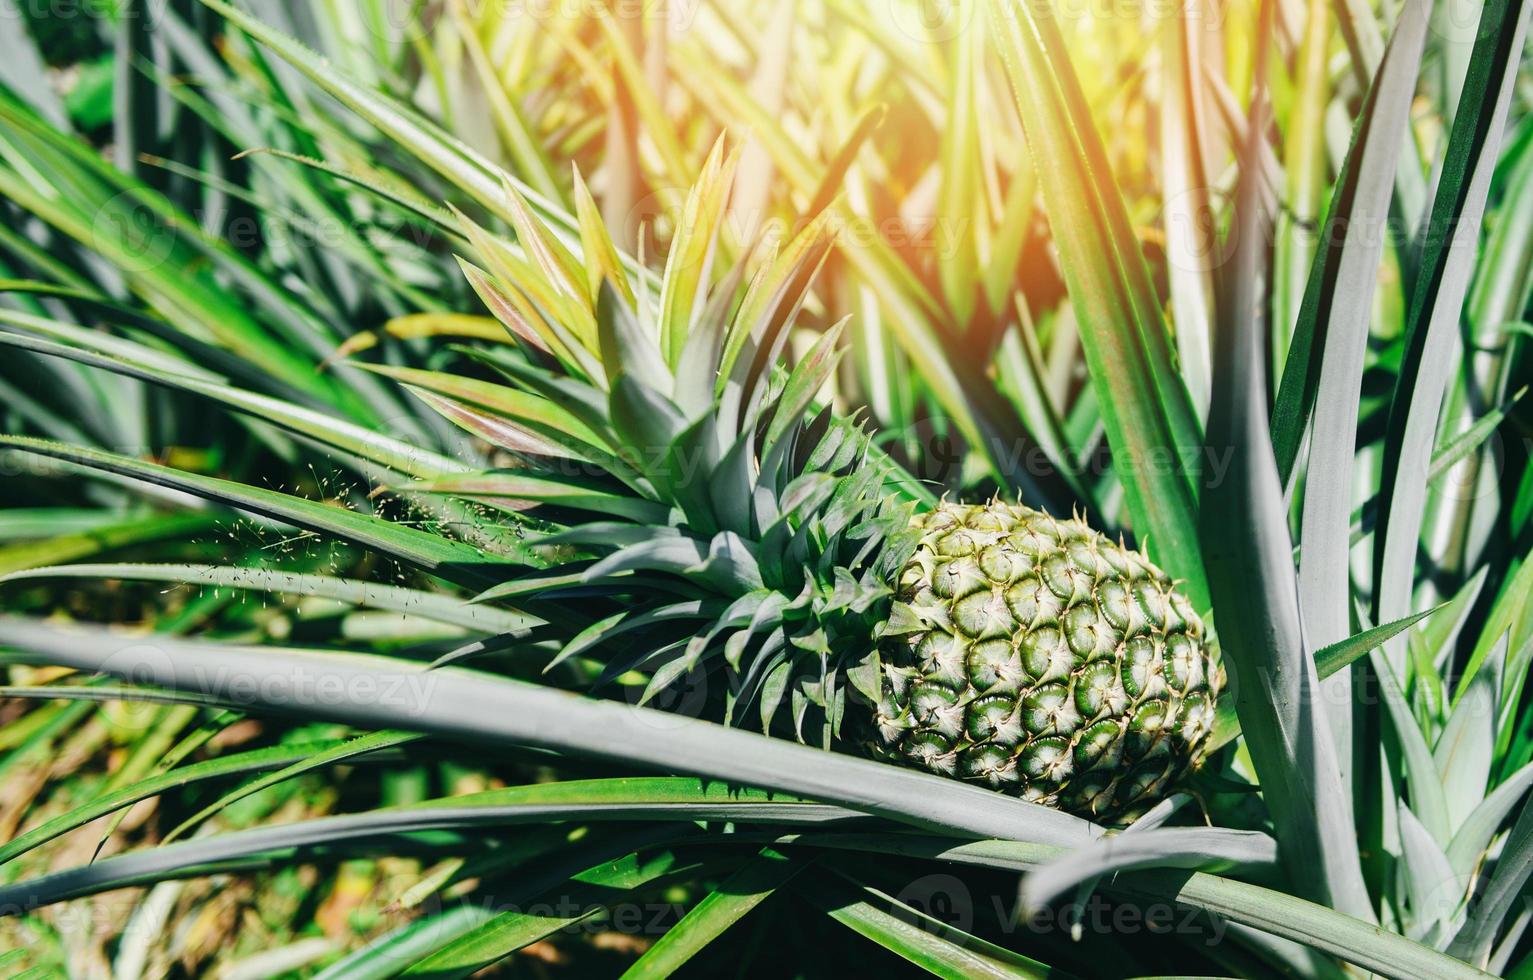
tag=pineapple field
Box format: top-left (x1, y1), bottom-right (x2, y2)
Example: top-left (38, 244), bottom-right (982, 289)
top-left (0, 0), bottom-right (1530, 975)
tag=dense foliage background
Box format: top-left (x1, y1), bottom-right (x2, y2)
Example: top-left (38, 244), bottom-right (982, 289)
top-left (0, 0), bottom-right (1529, 976)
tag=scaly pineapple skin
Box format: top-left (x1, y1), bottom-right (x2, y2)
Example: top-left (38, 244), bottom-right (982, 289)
top-left (870, 500), bottom-right (1219, 820)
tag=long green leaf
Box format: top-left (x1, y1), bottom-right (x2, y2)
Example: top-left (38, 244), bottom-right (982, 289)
top-left (403, 848), bottom-right (720, 977)
top-left (986, 0), bottom-right (1207, 607)
top-left (0, 738), bottom-right (356, 866)
top-left (1372, 0), bottom-right (1531, 661)
top-left (1197, 43), bottom-right (1372, 919)
top-left (0, 619), bottom-right (1101, 848)
top-left (806, 871), bottom-right (1046, 979)
top-left (619, 847), bottom-right (804, 978)
top-left (0, 514), bottom-right (215, 576)
top-left (1314, 605), bottom-right (1442, 679)
top-left (1287, 0), bottom-right (1430, 766)
top-left (0, 437), bottom-right (508, 588)
top-left (1450, 794), bottom-right (1533, 966)
top-left (1270, 0), bottom-right (1427, 479)
top-left (0, 321), bottom-right (465, 478)
top-left (310, 905), bottom-right (498, 980)
top-left (195, 0), bottom-right (627, 279)
top-left (0, 563), bottom-right (536, 636)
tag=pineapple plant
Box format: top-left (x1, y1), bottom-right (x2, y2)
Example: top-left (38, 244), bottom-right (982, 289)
top-left (380, 143), bottom-right (1221, 821)
top-left (0, 0), bottom-right (1528, 976)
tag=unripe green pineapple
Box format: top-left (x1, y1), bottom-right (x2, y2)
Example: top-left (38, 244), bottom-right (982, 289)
top-left (869, 500), bottom-right (1220, 819)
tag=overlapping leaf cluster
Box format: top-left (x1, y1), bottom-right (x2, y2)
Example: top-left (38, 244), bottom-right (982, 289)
top-left (386, 143), bottom-right (932, 746)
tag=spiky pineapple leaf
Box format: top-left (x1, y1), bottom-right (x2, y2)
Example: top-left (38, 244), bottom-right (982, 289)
top-left (0, 437), bottom-right (509, 588)
top-left (1446, 760), bottom-right (1533, 875)
top-left (1367, 639), bottom-right (1452, 842)
top-left (0, 322), bottom-right (465, 479)
top-left (1286, 0), bottom-right (1430, 781)
top-left (1313, 605), bottom-right (1443, 679)
top-left (163, 730), bottom-right (425, 844)
top-left (1197, 46), bottom-right (1372, 919)
top-left (805, 871), bottom-right (1046, 980)
top-left (0, 738), bottom-right (357, 866)
top-left (1450, 793), bottom-right (1533, 966)
top-left (1371, 0), bottom-right (1531, 654)
top-left (0, 513), bottom-right (215, 576)
top-left (985, 0), bottom-right (1207, 608)
top-left (0, 618), bottom-right (1101, 847)
top-left (0, 90), bottom-right (398, 424)
top-left (1397, 803), bottom-right (1460, 943)
top-left (446, 2), bottom-right (564, 206)
top-left (400, 472), bottom-right (670, 525)
top-left (0, 563), bottom-right (536, 635)
top-left (1270, 0), bottom-right (1429, 482)
top-left (657, 139), bottom-right (736, 368)
top-left (194, 0), bottom-right (610, 272)
top-left (618, 848), bottom-right (805, 978)
top-left (400, 848), bottom-right (726, 977)
top-left (309, 905), bottom-right (498, 980)
top-left (1019, 825), bottom-right (1279, 911)
top-left (667, 41), bottom-right (1025, 487)
top-left (1157, 0), bottom-right (1215, 418)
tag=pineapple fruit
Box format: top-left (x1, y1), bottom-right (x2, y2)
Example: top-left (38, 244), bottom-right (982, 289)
top-left (872, 501), bottom-right (1219, 818)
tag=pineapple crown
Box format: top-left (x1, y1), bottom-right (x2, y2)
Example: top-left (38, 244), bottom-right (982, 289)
top-left (387, 141), bottom-right (930, 746)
